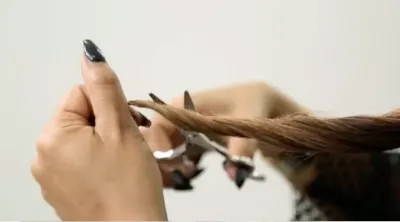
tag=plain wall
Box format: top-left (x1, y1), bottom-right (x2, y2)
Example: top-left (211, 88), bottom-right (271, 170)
top-left (1, 0), bottom-right (400, 220)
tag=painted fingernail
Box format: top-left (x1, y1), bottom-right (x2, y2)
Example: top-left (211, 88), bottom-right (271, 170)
top-left (83, 39), bottom-right (106, 62)
top-left (191, 168), bottom-right (205, 179)
top-left (171, 169), bottom-right (193, 191)
top-left (222, 160), bottom-right (236, 180)
top-left (129, 106), bottom-right (151, 127)
top-left (129, 107), bottom-right (152, 127)
top-left (235, 167), bottom-right (251, 189)
top-left (149, 93), bottom-right (166, 104)
top-left (137, 112), bottom-right (151, 127)
top-left (223, 160), bottom-right (251, 189)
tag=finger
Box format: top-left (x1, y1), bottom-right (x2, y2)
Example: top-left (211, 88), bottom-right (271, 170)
top-left (223, 138), bottom-right (258, 188)
top-left (141, 115), bottom-right (183, 151)
top-left (81, 39), bottom-right (135, 133)
top-left (129, 106), bottom-right (151, 127)
top-left (141, 91), bottom-right (237, 188)
top-left (225, 138), bottom-right (257, 171)
top-left (228, 137), bottom-right (257, 158)
top-left (226, 108), bottom-right (259, 159)
top-left (141, 110), bottom-right (193, 188)
top-left (53, 84), bottom-right (92, 126)
top-left (157, 158), bottom-right (199, 189)
top-left (223, 108), bottom-right (258, 188)
top-left (141, 90), bottom-right (230, 151)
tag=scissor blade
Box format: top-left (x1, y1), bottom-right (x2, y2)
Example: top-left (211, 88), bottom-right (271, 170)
top-left (185, 142), bottom-right (208, 159)
top-left (149, 93), bottom-right (166, 104)
top-left (190, 133), bottom-right (229, 158)
top-left (149, 93), bottom-right (190, 135)
top-left (184, 90), bottom-right (196, 111)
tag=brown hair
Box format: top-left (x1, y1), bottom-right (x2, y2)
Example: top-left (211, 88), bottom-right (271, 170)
top-left (129, 100), bottom-right (400, 154)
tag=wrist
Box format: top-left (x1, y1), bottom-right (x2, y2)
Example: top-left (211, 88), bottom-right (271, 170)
top-left (103, 207), bottom-right (167, 221)
top-left (102, 193), bottom-right (168, 221)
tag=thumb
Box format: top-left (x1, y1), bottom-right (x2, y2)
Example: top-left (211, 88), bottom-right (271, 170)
top-left (228, 137), bottom-right (257, 158)
top-left (54, 84), bottom-right (92, 126)
top-left (223, 110), bottom-right (258, 188)
top-left (224, 137), bottom-right (258, 188)
top-left (81, 39), bottom-right (138, 136)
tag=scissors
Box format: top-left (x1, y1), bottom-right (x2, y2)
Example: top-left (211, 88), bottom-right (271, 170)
top-left (149, 91), bottom-right (266, 190)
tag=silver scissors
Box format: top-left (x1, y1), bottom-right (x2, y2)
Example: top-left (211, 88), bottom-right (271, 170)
top-left (150, 91), bottom-right (266, 190)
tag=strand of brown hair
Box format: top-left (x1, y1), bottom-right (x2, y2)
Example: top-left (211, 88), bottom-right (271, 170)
top-left (128, 100), bottom-right (400, 154)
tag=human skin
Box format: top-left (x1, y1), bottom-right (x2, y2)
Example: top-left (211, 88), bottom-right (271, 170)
top-left (141, 81), bottom-right (309, 185)
top-left (31, 52), bottom-right (167, 220)
top-left (31, 43), bottom-right (308, 220)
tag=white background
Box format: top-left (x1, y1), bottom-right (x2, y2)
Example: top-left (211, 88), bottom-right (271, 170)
top-left (1, 0), bottom-right (400, 220)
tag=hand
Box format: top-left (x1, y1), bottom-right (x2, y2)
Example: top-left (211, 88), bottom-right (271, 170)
top-left (141, 81), bottom-right (307, 188)
top-left (31, 40), bottom-right (167, 220)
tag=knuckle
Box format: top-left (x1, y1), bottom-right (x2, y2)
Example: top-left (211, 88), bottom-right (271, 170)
top-left (40, 189), bottom-right (53, 203)
top-left (128, 131), bottom-right (147, 146)
top-left (248, 81), bottom-right (270, 94)
top-left (252, 80), bottom-right (268, 88)
top-left (102, 127), bottom-right (126, 143)
top-left (70, 84), bottom-right (83, 93)
top-left (228, 138), bottom-right (257, 156)
top-left (89, 69), bottom-right (119, 86)
top-left (31, 160), bottom-right (44, 182)
top-left (170, 96), bottom-right (184, 108)
top-left (36, 131), bottom-right (57, 154)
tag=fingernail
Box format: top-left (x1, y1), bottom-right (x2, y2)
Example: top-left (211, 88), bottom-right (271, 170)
top-left (137, 112), bottom-right (152, 127)
top-left (171, 169), bottom-right (193, 191)
top-left (235, 167), bottom-right (251, 189)
top-left (222, 160), bottom-right (235, 180)
top-left (128, 107), bottom-right (152, 127)
top-left (83, 39), bottom-right (106, 62)
top-left (223, 160), bottom-right (251, 189)
top-left (191, 168), bottom-right (205, 179)
top-left (149, 93), bottom-right (166, 104)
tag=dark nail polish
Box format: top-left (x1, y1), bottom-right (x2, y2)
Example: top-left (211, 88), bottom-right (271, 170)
top-left (171, 169), bottom-right (193, 191)
top-left (137, 112), bottom-right (152, 127)
top-left (128, 107), bottom-right (152, 127)
top-left (83, 39), bottom-right (106, 62)
top-left (191, 168), bottom-right (205, 179)
top-left (222, 160), bottom-right (235, 180)
top-left (235, 167), bottom-right (251, 189)
top-left (222, 159), bottom-right (229, 168)
top-left (149, 93), bottom-right (166, 104)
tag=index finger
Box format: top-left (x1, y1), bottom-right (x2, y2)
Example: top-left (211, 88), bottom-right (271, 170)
top-left (81, 39), bottom-right (137, 135)
top-left (53, 84), bottom-right (92, 127)
top-left (141, 90), bottom-right (232, 151)
top-left (141, 114), bottom-right (183, 151)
